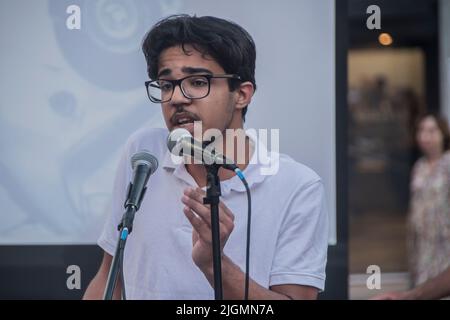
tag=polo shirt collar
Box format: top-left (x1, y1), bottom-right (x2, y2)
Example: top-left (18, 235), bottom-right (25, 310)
top-left (162, 130), bottom-right (272, 193)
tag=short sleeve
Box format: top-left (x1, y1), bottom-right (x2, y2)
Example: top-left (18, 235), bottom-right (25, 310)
top-left (269, 180), bottom-right (329, 291)
top-left (97, 145), bottom-right (131, 256)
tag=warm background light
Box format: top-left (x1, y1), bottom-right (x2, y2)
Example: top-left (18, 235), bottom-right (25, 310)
top-left (378, 32), bottom-right (393, 46)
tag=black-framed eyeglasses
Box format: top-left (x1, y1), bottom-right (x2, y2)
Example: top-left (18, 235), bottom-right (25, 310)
top-left (145, 74), bottom-right (241, 103)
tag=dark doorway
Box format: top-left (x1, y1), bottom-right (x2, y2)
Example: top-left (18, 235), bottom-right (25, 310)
top-left (347, 0), bottom-right (440, 298)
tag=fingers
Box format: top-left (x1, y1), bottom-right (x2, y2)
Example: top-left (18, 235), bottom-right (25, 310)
top-left (182, 191), bottom-right (212, 225)
top-left (193, 186), bottom-right (235, 222)
top-left (182, 187), bottom-right (234, 226)
top-left (181, 187), bottom-right (235, 243)
top-left (183, 206), bottom-right (211, 244)
top-left (219, 201), bottom-right (235, 222)
top-left (369, 292), bottom-right (398, 300)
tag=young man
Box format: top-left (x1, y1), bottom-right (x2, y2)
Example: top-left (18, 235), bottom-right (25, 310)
top-left (84, 14), bottom-right (328, 300)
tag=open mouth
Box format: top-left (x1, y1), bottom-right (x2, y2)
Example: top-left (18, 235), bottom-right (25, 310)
top-left (176, 117), bottom-right (195, 125)
top-left (172, 112), bottom-right (199, 128)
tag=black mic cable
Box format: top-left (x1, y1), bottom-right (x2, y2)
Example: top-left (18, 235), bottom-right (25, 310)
top-left (234, 168), bottom-right (251, 300)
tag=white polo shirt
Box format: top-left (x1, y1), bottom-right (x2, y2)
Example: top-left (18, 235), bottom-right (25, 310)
top-left (98, 127), bottom-right (329, 299)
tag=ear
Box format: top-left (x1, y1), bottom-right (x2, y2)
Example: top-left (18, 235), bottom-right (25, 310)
top-left (234, 81), bottom-right (255, 111)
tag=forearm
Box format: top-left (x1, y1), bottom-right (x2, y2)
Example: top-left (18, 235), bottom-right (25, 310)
top-left (409, 267), bottom-right (450, 300)
top-left (83, 273), bottom-right (122, 300)
top-left (201, 255), bottom-right (291, 300)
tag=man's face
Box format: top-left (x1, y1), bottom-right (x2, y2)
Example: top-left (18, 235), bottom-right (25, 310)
top-left (156, 45), bottom-right (238, 136)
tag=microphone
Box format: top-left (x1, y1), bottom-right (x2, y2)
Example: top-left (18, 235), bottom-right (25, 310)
top-left (104, 150), bottom-right (158, 301)
top-left (167, 128), bottom-right (238, 171)
top-left (124, 150), bottom-right (159, 211)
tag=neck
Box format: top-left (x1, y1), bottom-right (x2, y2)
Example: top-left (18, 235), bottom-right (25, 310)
top-left (425, 149), bottom-right (443, 163)
top-left (185, 125), bottom-right (252, 188)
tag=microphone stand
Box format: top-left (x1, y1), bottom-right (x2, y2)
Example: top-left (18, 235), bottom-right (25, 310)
top-left (203, 163), bottom-right (223, 300)
top-left (103, 183), bottom-right (146, 300)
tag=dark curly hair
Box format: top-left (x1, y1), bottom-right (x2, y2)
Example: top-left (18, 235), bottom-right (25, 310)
top-left (142, 14), bottom-right (257, 121)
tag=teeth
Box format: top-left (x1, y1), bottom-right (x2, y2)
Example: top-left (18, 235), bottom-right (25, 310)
top-left (177, 118), bottom-right (192, 125)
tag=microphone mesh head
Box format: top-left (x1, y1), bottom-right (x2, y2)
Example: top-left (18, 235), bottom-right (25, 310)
top-left (167, 128), bottom-right (191, 153)
top-left (131, 150), bottom-right (158, 174)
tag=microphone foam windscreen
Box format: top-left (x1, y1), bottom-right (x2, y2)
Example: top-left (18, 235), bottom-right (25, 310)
top-left (131, 150), bottom-right (159, 174)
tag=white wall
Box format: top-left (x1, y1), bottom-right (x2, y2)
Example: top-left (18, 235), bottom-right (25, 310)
top-left (0, 0), bottom-right (336, 244)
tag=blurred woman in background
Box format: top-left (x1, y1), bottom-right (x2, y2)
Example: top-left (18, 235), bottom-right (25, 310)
top-left (408, 113), bottom-right (450, 287)
top-left (373, 113), bottom-right (450, 300)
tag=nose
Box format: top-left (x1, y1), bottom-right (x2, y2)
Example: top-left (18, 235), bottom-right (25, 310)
top-left (170, 83), bottom-right (191, 106)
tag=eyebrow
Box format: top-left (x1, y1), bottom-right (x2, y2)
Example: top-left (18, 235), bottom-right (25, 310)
top-left (157, 67), bottom-right (213, 78)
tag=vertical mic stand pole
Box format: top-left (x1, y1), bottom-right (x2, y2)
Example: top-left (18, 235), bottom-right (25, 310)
top-left (203, 164), bottom-right (223, 300)
top-left (103, 182), bottom-right (146, 300)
